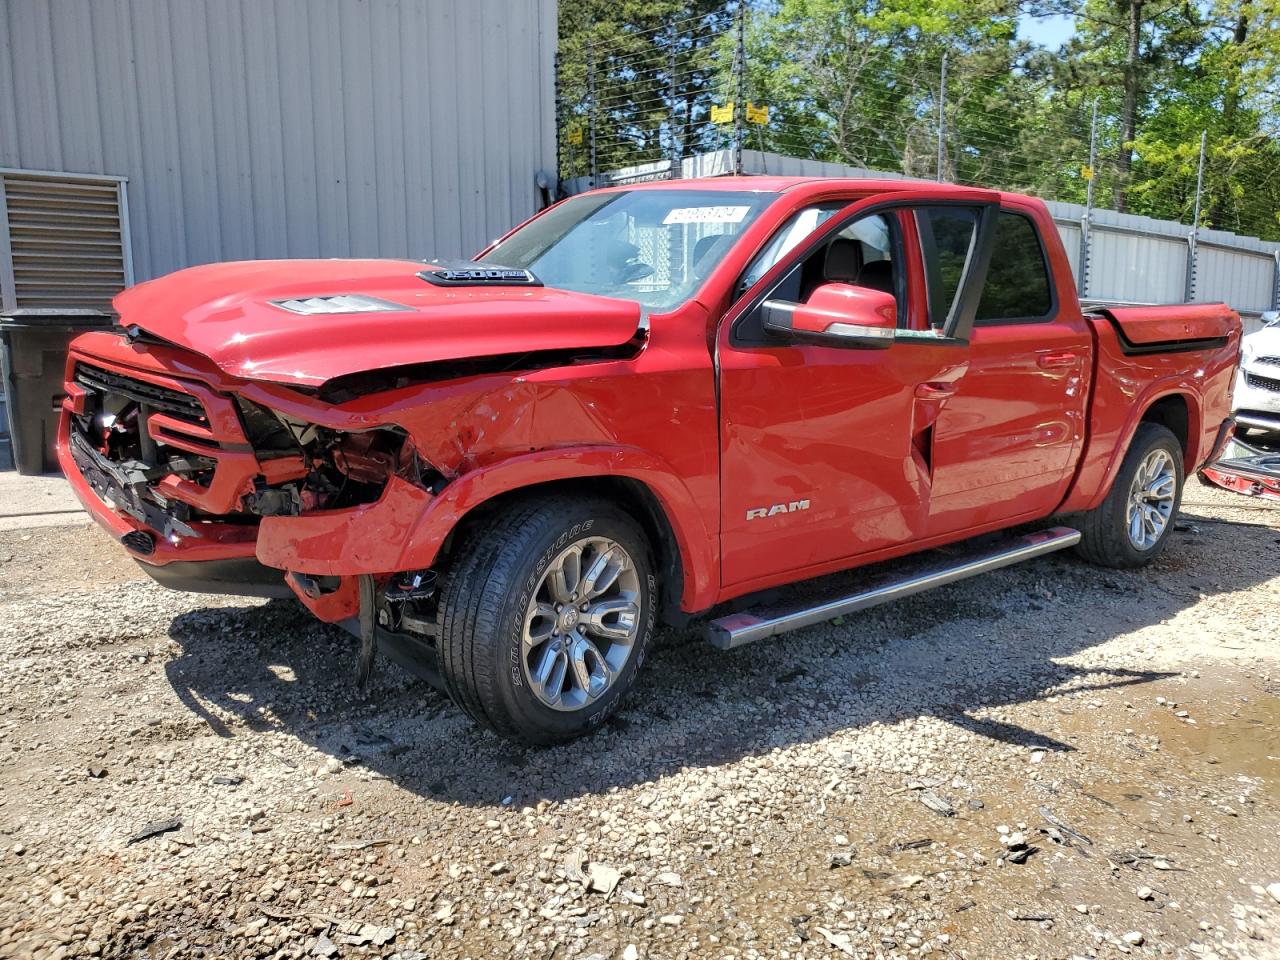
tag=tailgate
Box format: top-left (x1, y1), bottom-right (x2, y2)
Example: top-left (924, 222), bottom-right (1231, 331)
top-left (1091, 303), bottom-right (1238, 353)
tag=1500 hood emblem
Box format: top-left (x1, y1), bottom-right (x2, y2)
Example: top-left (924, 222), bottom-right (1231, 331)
top-left (747, 499), bottom-right (810, 520)
top-left (419, 259), bottom-right (543, 287)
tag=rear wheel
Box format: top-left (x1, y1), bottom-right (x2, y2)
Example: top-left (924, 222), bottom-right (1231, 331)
top-left (1074, 422), bottom-right (1184, 568)
top-left (435, 496), bottom-right (658, 744)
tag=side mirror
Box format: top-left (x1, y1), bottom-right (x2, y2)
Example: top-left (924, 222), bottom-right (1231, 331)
top-left (762, 283), bottom-right (897, 349)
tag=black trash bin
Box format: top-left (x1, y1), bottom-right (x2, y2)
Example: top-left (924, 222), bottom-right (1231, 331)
top-left (0, 308), bottom-right (114, 475)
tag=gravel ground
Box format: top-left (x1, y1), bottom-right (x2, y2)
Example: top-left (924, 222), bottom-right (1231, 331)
top-left (0, 484), bottom-right (1277, 960)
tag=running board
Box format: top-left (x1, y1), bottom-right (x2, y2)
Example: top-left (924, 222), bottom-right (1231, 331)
top-left (706, 526), bottom-right (1081, 650)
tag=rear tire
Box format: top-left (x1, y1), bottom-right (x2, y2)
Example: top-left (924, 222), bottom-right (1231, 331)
top-left (435, 496), bottom-right (658, 745)
top-left (1074, 422), bottom-right (1184, 569)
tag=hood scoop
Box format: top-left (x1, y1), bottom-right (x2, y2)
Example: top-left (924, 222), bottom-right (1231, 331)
top-left (271, 294), bottom-right (409, 315)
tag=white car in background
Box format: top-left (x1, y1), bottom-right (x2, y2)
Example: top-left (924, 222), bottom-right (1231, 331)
top-left (1235, 310), bottom-right (1280, 438)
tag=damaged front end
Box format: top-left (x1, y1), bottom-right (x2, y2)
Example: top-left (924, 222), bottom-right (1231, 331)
top-left (236, 399), bottom-right (452, 686)
top-left (55, 247), bottom-right (663, 698)
top-left (64, 349), bottom-right (434, 551)
top-left (58, 335), bottom-right (464, 689)
top-left (233, 397), bottom-right (441, 520)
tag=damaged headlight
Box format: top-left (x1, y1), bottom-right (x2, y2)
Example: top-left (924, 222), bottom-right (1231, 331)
top-left (234, 398), bottom-right (440, 516)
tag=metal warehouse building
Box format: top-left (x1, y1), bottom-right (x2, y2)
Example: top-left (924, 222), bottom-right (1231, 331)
top-left (0, 0), bottom-right (557, 469)
top-left (0, 0), bottom-right (559, 295)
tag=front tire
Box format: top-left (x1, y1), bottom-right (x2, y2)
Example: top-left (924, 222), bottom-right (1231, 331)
top-left (435, 496), bottom-right (658, 744)
top-left (1074, 422), bottom-right (1184, 568)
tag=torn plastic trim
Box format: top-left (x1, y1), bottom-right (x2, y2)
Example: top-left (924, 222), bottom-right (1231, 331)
top-left (1091, 305), bottom-right (1236, 357)
top-left (1200, 434), bottom-right (1280, 500)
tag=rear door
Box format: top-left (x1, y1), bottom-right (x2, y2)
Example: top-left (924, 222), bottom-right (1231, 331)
top-left (924, 202), bottom-right (1091, 535)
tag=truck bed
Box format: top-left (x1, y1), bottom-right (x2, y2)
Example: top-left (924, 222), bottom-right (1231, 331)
top-left (1059, 303), bottom-right (1241, 514)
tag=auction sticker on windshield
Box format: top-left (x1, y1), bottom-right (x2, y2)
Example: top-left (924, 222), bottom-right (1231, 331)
top-left (663, 205), bottom-right (752, 225)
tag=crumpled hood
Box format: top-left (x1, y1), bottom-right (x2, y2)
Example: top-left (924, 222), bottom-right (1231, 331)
top-left (112, 259), bottom-right (644, 387)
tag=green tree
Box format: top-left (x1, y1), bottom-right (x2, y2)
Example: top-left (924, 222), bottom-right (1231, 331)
top-left (728, 0), bottom-right (1036, 179)
top-left (1025, 0), bottom-right (1280, 236)
top-left (1029, 0), bottom-right (1206, 211)
top-left (558, 0), bottom-right (734, 179)
top-left (556, 0), bottom-right (1280, 239)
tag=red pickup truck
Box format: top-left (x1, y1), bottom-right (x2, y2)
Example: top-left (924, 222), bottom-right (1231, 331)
top-left (57, 178), bottom-right (1240, 744)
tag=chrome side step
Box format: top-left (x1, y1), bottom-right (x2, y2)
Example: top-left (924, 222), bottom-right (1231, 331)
top-left (706, 526), bottom-right (1081, 650)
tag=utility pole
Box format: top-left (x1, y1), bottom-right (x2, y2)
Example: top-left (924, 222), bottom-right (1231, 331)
top-left (734, 1), bottom-right (746, 175)
top-left (1078, 97), bottom-right (1099, 299)
top-left (935, 53), bottom-right (947, 182)
top-left (587, 38), bottom-right (598, 186)
top-left (668, 18), bottom-right (680, 180)
top-left (1184, 129), bottom-right (1207, 302)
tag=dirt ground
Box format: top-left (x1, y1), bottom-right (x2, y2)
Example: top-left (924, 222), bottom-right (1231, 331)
top-left (0, 483), bottom-right (1277, 960)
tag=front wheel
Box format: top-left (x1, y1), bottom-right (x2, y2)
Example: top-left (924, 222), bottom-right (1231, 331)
top-left (1074, 422), bottom-right (1184, 568)
top-left (435, 496), bottom-right (658, 744)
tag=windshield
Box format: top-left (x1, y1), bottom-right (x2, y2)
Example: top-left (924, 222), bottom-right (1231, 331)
top-left (479, 189), bottom-right (776, 310)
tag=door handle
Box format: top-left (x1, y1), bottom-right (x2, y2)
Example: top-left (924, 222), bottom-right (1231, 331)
top-left (1037, 351), bottom-right (1078, 369)
top-left (915, 381), bottom-right (957, 400)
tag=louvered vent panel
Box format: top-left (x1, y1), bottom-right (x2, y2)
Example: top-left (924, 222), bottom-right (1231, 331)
top-left (2, 173), bottom-right (127, 313)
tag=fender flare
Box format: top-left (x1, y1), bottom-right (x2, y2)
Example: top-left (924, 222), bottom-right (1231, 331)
top-left (394, 445), bottom-right (719, 611)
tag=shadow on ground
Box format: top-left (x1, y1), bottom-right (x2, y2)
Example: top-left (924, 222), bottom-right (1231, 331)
top-left (163, 513), bottom-right (1273, 807)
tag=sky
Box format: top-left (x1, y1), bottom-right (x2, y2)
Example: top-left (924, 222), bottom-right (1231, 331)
top-left (1017, 12), bottom-right (1077, 50)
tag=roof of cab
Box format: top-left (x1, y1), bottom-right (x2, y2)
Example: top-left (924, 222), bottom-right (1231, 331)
top-left (601, 174), bottom-right (1035, 207)
top-left (609, 175), bottom-right (816, 193)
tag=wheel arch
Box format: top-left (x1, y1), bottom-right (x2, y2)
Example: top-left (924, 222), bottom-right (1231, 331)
top-left (441, 475), bottom-right (690, 625)
top-left (394, 446), bottom-right (717, 615)
top-left (1109, 388), bottom-right (1200, 497)
top-left (1139, 392), bottom-right (1193, 467)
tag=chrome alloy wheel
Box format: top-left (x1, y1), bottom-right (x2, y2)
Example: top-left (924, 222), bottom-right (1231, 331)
top-left (522, 537), bottom-right (642, 711)
top-left (1126, 448), bottom-right (1177, 550)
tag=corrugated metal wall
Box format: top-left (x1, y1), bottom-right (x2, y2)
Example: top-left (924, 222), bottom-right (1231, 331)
top-left (0, 0), bottom-right (558, 283)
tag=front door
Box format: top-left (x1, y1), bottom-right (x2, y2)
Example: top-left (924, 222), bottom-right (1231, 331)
top-left (716, 191), bottom-right (997, 593)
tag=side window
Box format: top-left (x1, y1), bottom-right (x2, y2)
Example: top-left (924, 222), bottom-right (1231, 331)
top-left (976, 213), bottom-right (1054, 323)
top-left (914, 207), bottom-right (978, 329)
top-left (734, 210), bottom-right (906, 343)
top-left (788, 213), bottom-right (901, 315)
top-left (739, 202), bottom-right (846, 293)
